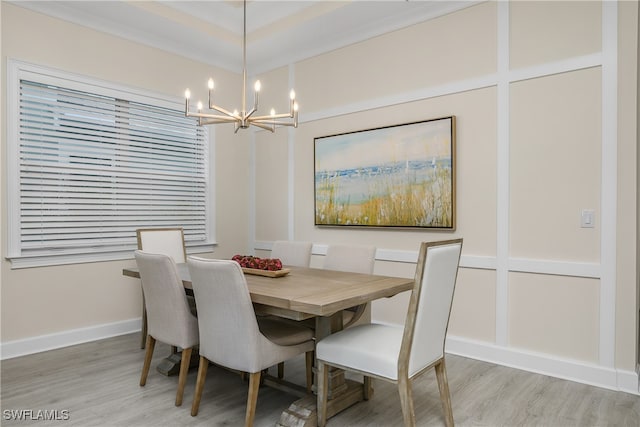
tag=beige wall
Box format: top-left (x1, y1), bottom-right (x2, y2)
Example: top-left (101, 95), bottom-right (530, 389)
top-left (1, 0), bottom-right (638, 393)
top-left (253, 0), bottom-right (638, 385)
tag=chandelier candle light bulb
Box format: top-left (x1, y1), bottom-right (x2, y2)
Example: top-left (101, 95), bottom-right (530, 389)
top-left (184, 89), bottom-right (191, 112)
top-left (183, 0), bottom-right (298, 133)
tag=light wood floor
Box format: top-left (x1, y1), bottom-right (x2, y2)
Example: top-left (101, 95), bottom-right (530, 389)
top-left (1, 333), bottom-right (639, 426)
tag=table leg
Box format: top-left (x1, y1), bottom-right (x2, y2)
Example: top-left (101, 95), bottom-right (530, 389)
top-left (276, 312), bottom-right (370, 427)
top-left (156, 352), bottom-right (182, 376)
top-left (156, 349), bottom-right (199, 376)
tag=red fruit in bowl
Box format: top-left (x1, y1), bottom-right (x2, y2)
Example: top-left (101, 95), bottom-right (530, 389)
top-left (263, 258), bottom-right (282, 271)
top-left (231, 255), bottom-right (282, 271)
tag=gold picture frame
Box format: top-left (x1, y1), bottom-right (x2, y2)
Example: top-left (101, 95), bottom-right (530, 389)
top-left (314, 116), bottom-right (456, 229)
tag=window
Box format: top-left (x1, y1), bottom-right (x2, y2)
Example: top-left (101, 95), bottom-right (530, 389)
top-left (6, 61), bottom-right (214, 268)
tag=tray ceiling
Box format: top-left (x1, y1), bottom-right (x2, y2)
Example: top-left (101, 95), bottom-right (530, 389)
top-left (10, 1), bottom-right (478, 75)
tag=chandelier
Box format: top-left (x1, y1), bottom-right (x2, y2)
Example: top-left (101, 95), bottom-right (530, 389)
top-left (184, 0), bottom-right (298, 133)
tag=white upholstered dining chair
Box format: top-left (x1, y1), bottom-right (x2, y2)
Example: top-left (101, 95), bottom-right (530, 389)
top-left (270, 240), bottom-right (313, 267)
top-left (316, 239), bottom-right (463, 427)
top-left (134, 250), bottom-right (199, 407)
top-left (136, 227), bottom-right (189, 349)
top-left (324, 244), bottom-right (376, 328)
top-left (275, 243), bottom-right (376, 381)
top-left (270, 240), bottom-right (313, 379)
top-left (136, 227), bottom-right (187, 263)
top-left (187, 257), bottom-right (315, 427)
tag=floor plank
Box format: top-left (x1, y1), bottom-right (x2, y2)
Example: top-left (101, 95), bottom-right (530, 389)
top-left (1, 333), bottom-right (639, 426)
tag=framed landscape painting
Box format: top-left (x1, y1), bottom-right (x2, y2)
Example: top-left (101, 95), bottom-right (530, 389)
top-left (314, 116), bottom-right (456, 229)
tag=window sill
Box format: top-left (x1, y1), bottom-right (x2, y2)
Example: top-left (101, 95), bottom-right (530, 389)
top-left (6, 243), bottom-right (217, 269)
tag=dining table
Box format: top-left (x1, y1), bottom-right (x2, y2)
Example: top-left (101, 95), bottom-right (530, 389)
top-left (123, 262), bottom-right (414, 426)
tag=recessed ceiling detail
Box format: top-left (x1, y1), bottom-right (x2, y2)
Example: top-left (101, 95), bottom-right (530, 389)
top-left (10, 1), bottom-right (478, 74)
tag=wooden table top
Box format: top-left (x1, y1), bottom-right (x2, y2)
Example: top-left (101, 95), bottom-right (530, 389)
top-left (123, 264), bottom-right (414, 319)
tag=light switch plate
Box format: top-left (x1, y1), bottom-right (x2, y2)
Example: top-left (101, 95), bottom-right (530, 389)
top-left (581, 209), bottom-right (595, 228)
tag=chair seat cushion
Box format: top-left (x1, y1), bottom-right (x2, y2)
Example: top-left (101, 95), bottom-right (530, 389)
top-left (316, 323), bottom-right (403, 380)
top-left (258, 317), bottom-right (314, 346)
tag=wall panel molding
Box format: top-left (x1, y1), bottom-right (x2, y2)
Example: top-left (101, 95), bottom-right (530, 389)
top-left (599, 0), bottom-right (618, 369)
top-left (254, 240), bottom-right (601, 279)
top-left (509, 53), bottom-right (602, 83)
top-left (509, 258), bottom-right (601, 279)
top-left (495, 0), bottom-right (510, 347)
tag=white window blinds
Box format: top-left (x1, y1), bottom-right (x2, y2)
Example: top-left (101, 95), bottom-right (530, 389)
top-left (7, 62), bottom-right (212, 268)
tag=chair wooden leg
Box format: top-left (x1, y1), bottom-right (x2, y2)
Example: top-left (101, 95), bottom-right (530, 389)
top-left (245, 372), bottom-right (261, 427)
top-left (305, 351), bottom-right (314, 392)
top-left (175, 347), bottom-right (192, 406)
top-left (435, 359), bottom-right (454, 427)
top-left (191, 356), bottom-right (209, 417)
top-left (363, 376), bottom-right (373, 400)
top-left (278, 362), bottom-right (284, 379)
top-left (140, 296), bottom-right (147, 349)
top-left (139, 335), bottom-right (156, 386)
top-left (316, 361), bottom-right (329, 427)
top-left (397, 375), bottom-right (416, 427)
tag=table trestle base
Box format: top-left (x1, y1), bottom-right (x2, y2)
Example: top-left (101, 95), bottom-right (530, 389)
top-left (277, 379), bottom-right (368, 427)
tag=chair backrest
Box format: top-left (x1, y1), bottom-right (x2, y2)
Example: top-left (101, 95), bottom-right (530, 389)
top-left (271, 240), bottom-right (313, 267)
top-left (134, 250), bottom-right (198, 349)
top-left (136, 227), bottom-right (186, 263)
top-left (399, 239), bottom-right (462, 379)
top-left (323, 244), bottom-right (376, 274)
top-left (187, 256), bottom-right (265, 373)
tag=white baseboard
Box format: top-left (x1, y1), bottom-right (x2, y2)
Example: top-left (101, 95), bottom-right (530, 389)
top-left (0, 318), bottom-right (141, 360)
top-left (617, 365), bottom-right (640, 395)
top-left (446, 335), bottom-right (639, 395)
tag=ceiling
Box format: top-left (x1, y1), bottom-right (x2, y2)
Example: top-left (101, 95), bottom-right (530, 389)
top-left (11, 0), bottom-right (478, 75)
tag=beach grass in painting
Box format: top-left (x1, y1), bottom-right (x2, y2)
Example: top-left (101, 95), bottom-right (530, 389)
top-left (314, 117), bottom-right (455, 229)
